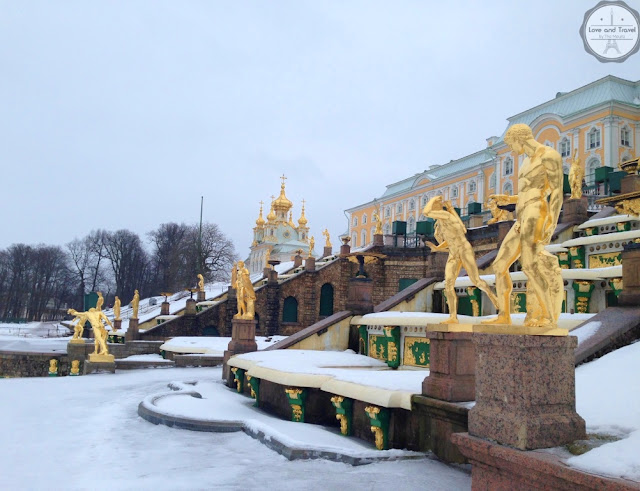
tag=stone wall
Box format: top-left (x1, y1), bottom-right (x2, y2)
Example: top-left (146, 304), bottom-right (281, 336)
top-left (0, 351), bottom-right (71, 378)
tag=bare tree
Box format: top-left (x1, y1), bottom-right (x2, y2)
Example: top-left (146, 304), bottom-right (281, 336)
top-left (102, 230), bottom-right (150, 300)
top-left (187, 222), bottom-right (237, 283)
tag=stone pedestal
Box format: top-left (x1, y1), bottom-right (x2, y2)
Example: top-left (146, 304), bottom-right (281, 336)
top-left (618, 242), bottom-right (640, 306)
top-left (185, 298), bottom-right (197, 316)
top-left (67, 340), bottom-right (88, 363)
top-left (561, 197), bottom-right (588, 224)
top-left (323, 246), bottom-right (332, 258)
top-left (125, 318), bottom-right (139, 342)
top-left (223, 318), bottom-right (258, 384)
top-left (197, 291), bottom-right (205, 302)
top-left (345, 277), bottom-right (373, 314)
top-left (293, 254), bottom-right (303, 268)
top-left (305, 257), bottom-right (316, 272)
top-left (263, 267), bottom-right (271, 278)
top-left (422, 331), bottom-right (475, 402)
top-left (468, 215), bottom-right (484, 228)
top-left (373, 234), bottom-right (383, 247)
top-left (469, 334), bottom-right (585, 450)
top-left (340, 243), bottom-right (351, 256)
top-left (620, 172), bottom-right (640, 194)
top-left (84, 357), bottom-right (116, 374)
top-left (160, 302), bottom-right (170, 315)
top-left (113, 319), bottom-right (122, 331)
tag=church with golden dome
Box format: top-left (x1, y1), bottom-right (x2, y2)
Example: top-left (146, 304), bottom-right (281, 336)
top-left (246, 176), bottom-right (316, 274)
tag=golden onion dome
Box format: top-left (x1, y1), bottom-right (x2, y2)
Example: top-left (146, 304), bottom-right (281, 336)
top-left (272, 180), bottom-right (293, 213)
top-left (298, 200), bottom-right (308, 227)
top-left (255, 203), bottom-right (266, 227)
top-left (288, 211), bottom-right (296, 228)
top-left (266, 202), bottom-right (276, 222)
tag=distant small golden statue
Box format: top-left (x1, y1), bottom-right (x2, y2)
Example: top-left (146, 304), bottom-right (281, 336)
top-left (486, 197), bottom-right (510, 225)
top-left (96, 292), bottom-right (104, 311)
top-left (70, 360), bottom-right (80, 375)
top-left (68, 308), bottom-right (88, 341)
top-left (197, 274), bottom-right (205, 292)
top-left (373, 208), bottom-right (383, 235)
top-left (48, 359), bottom-right (58, 376)
top-left (264, 249), bottom-right (271, 268)
top-left (234, 261), bottom-right (256, 319)
top-left (131, 290), bottom-right (140, 319)
top-left (423, 196), bottom-right (498, 322)
top-left (322, 228), bottom-right (332, 248)
top-left (568, 149), bottom-right (584, 199)
top-left (308, 236), bottom-right (315, 258)
top-left (113, 296), bottom-right (121, 321)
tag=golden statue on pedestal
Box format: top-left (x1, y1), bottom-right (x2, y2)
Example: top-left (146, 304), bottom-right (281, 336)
top-left (568, 149), bottom-right (584, 199)
top-left (96, 291), bottom-right (104, 311)
top-left (264, 248), bottom-right (271, 268)
top-left (197, 274), bottom-right (205, 292)
top-left (68, 307), bottom-right (114, 360)
top-left (484, 124), bottom-right (564, 328)
top-left (234, 260), bottom-right (256, 319)
top-left (114, 296), bottom-right (121, 321)
top-left (323, 228), bottom-right (331, 248)
top-left (68, 308), bottom-right (88, 341)
top-left (423, 196), bottom-right (498, 323)
top-left (486, 197), bottom-right (510, 224)
top-left (373, 208), bottom-right (383, 235)
top-left (308, 236), bottom-right (315, 258)
top-left (131, 290), bottom-right (140, 319)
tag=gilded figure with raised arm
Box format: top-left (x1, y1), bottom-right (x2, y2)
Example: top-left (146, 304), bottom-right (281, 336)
top-left (486, 197), bottom-right (510, 224)
top-left (373, 208), bottom-right (383, 235)
top-left (484, 124), bottom-right (564, 327)
top-left (423, 196), bottom-right (498, 323)
top-left (568, 149), bottom-right (584, 199)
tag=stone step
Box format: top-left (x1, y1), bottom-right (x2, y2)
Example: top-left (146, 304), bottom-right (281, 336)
top-left (174, 354), bottom-right (223, 367)
top-left (115, 359), bottom-right (175, 370)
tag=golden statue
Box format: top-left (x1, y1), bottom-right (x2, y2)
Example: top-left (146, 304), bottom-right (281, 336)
top-left (322, 228), bottom-right (332, 248)
top-left (131, 290), bottom-right (140, 319)
top-left (49, 359), bottom-right (58, 375)
top-left (373, 208), bottom-right (383, 235)
top-left (197, 274), bottom-right (205, 292)
top-left (68, 307), bottom-right (114, 358)
top-left (234, 260), bottom-right (256, 319)
top-left (485, 124), bottom-right (564, 327)
top-left (308, 236), bottom-right (315, 258)
top-left (423, 196), bottom-right (498, 322)
top-left (113, 296), bottom-right (121, 321)
top-left (615, 198), bottom-right (640, 216)
top-left (265, 248), bottom-right (271, 267)
top-left (568, 149), bottom-right (584, 199)
top-left (486, 197), bottom-right (510, 224)
top-left (70, 360), bottom-right (80, 375)
top-left (96, 291), bottom-right (104, 311)
top-left (231, 261), bottom-right (238, 289)
top-left (68, 308), bottom-right (89, 341)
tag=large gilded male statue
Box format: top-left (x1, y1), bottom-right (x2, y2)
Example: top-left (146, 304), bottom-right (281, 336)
top-left (568, 149), bottom-right (584, 199)
top-left (235, 260), bottom-right (256, 319)
top-left (485, 124), bottom-right (564, 327)
top-left (68, 307), bottom-right (113, 356)
top-left (423, 196), bottom-right (498, 323)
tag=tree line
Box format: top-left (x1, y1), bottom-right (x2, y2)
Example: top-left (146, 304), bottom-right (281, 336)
top-left (0, 222), bottom-right (237, 322)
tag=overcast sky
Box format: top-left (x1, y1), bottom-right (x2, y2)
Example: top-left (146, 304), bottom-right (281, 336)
top-left (1, 1), bottom-right (638, 257)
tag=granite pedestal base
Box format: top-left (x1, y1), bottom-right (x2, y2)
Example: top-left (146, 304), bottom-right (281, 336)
top-left (113, 319), bottom-right (122, 331)
top-left (345, 277), bottom-right (373, 315)
top-left (562, 197), bottom-right (589, 224)
top-left (185, 298), bottom-right (197, 316)
top-left (84, 353), bottom-right (116, 374)
top-left (67, 340), bottom-right (88, 363)
top-left (469, 334), bottom-right (585, 450)
top-left (125, 318), bottom-right (139, 342)
top-left (422, 330), bottom-right (475, 402)
top-left (197, 291), bottom-right (205, 302)
top-left (223, 318), bottom-right (257, 385)
top-left (618, 243), bottom-right (640, 306)
top-left (160, 302), bottom-right (170, 315)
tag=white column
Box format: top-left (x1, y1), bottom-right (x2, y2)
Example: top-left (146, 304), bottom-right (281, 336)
top-left (478, 170), bottom-right (485, 205)
top-left (603, 117), bottom-right (618, 168)
top-left (635, 123), bottom-right (640, 160)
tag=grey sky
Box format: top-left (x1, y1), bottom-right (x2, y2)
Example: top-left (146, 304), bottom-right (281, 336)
top-left (1, 1), bottom-right (638, 257)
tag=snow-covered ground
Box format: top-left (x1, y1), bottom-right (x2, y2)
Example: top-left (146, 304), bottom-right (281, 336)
top-left (160, 336), bottom-right (287, 355)
top-left (0, 367), bottom-right (471, 490)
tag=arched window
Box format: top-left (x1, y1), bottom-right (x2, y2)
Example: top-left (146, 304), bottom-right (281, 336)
top-left (503, 157), bottom-right (514, 176)
top-left (383, 223), bottom-right (390, 235)
top-left (396, 203), bottom-right (403, 213)
top-left (282, 297), bottom-right (298, 323)
top-left (503, 181), bottom-right (513, 195)
top-left (560, 137), bottom-right (571, 157)
top-left (351, 232), bottom-right (357, 247)
top-left (587, 127), bottom-right (601, 149)
top-left (352, 216), bottom-right (358, 227)
top-left (385, 206), bottom-right (391, 218)
top-left (621, 126), bottom-right (631, 147)
top-left (371, 226), bottom-right (376, 238)
top-left (489, 172), bottom-right (496, 189)
top-left (452, 186), bottom-right (459, 198)
top-left (409, 200), bottom-right (415, 211)
top-left (361, 229), bottom-right (367, 246)
top-left (362, 214), bottom-right (367, 225)
top-left (421, 196), bottom-right (428, 206)
top-left (586, 158), bottom-right (600, 185)
top-left (468, 180), bottom-right (477, 193)
top-left (408, 216), bottom-right (416, 233)
top-left (319, 283), bottom-right (334, 317)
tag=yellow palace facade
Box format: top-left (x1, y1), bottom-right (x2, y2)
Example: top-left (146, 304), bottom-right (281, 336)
top-left (345, 75), bottom-right (640, 248)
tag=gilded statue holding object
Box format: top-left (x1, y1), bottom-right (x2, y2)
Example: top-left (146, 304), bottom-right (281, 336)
top-left (68, 307), bottom-right (114, 359)
top-left (373, 208), bottom-right (383, 235)
top-left (322, 228), bottom-right (331, 248)
top-left (113, 296), bottom-right (121, 321)
top-left (486, 197), bottom-right (510, 224)
top-left (131, 290), bottom-right (140, 319)
top-left (568, 149), bottom-right (584, 199)
top-left (197, 274), bottom-right (205, 292)
top-left (234, 260), bottom-right (256, 319)
top-left (485, 124), bottom-right (564, 328)
top-left (423, 196), bottom-right (498, 322)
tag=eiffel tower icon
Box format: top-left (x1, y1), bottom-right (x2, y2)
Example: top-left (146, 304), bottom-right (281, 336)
top-left (603, 7), bottom-right (621, 54)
